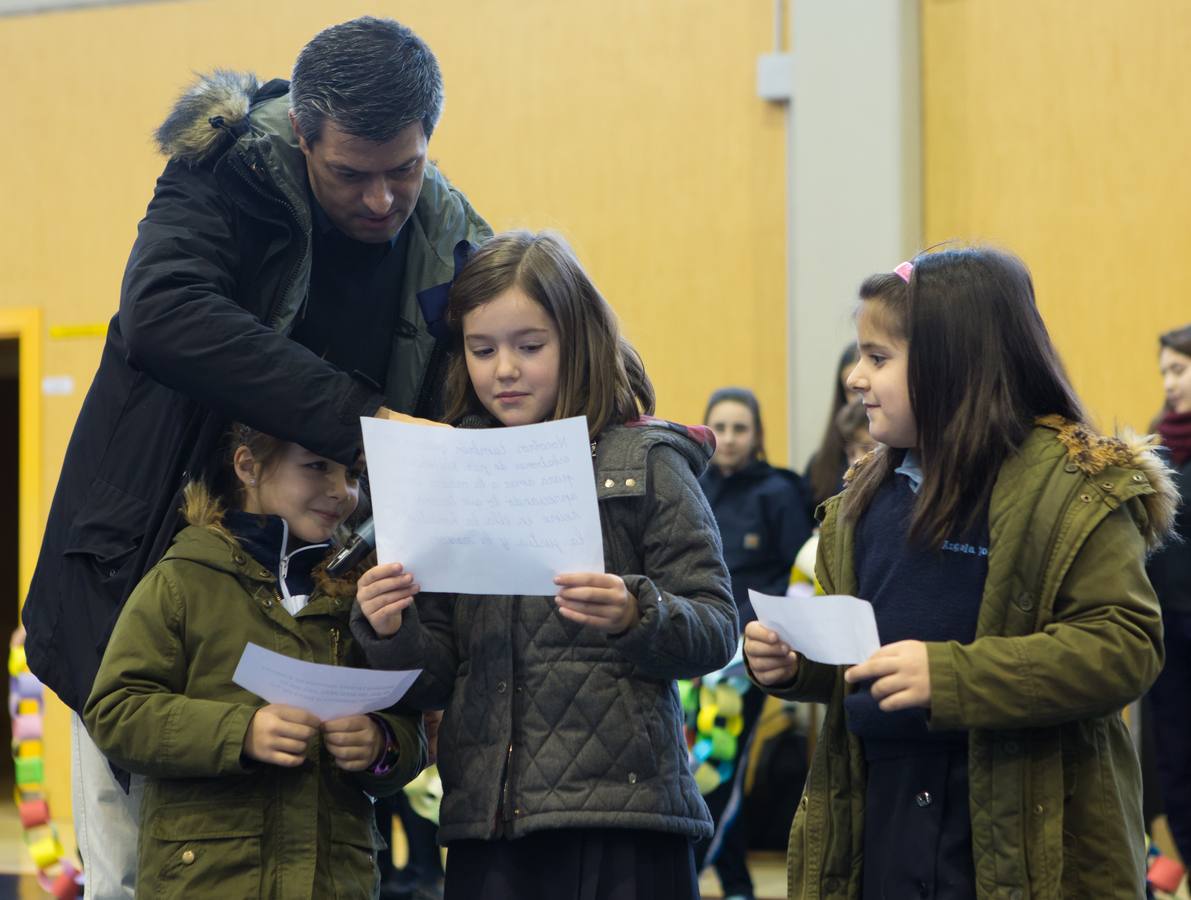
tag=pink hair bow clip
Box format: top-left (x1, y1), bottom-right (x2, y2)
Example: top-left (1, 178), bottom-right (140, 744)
top-left (893, 261), bottom-right (914, 283)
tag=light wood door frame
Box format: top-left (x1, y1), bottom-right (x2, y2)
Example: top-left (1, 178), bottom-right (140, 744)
top-left (0, 308), bottom-right (43, 605)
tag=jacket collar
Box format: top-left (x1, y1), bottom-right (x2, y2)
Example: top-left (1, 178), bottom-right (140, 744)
top-left (163, 483), bottom-right (360, 599)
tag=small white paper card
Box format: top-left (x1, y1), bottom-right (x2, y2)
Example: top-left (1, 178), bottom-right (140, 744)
top-left (361, 415), bottom-right (605, 595)
top-left (232, 642), bottom-right (421, 722)
top-left (749, 590), bottom-right (881, 665)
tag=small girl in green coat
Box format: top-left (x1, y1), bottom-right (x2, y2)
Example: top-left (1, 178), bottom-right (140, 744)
top-left (85, 426), bottom-right (425, 899)
top-left (745, 248), bottom-right (1175, 900)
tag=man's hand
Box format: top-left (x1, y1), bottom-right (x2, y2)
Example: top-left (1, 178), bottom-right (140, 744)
top-left (844, 640), bottom-right (931, 711)
top-left (375, 407), bottom-right (452, 428)
top-left (357, 563), bottom-right (420, 637)
top-left (554, 573), bottom-right (639, 633)
top-left (244, 704), bottom-right (320, 767)
top-left (743, 621), bottom-right (801, 686)
top-left (323, 715), bottom-right (385, 772)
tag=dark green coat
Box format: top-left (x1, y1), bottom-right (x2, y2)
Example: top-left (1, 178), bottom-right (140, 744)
top-left (760, 419), bottom-right (1175, 900)
top-left (84, 487), bottom-right (426, 899)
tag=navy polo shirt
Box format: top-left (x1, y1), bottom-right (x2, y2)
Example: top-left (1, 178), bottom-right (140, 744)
top-left (849, 454), bottom-right (987, 899)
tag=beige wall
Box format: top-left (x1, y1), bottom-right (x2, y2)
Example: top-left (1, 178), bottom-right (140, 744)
top-left (922, 0), bottom-right (1191, 431)
top-left (0, 0), bottom-right (788, 815)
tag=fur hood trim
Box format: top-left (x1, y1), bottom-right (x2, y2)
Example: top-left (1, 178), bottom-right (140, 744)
top-left (839, 416), bottom-right (1178, 550)
top-left (1036, 415), bottom-right (1178, 550)
top-left (179, 482), bottom-right (362, 598)
top-left (155, 70), bottom-right (260, 163)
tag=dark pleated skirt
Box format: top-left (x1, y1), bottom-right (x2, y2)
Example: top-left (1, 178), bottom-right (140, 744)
top-left (443, 828), bottom-right (700, 900)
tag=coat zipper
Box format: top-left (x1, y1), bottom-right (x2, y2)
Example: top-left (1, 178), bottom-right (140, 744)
top-left (496, 741), bottom-right (515, 835)
top-left (227, 150), bottom-right (307, 329)
top-left (330, 626), bottom-right (340, 665)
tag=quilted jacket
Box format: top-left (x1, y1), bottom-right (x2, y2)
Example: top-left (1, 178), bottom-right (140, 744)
top-left (757, 418), bottom-right (1174, 900)
top-left (84, 484), bottom-right (426, 899)
top-left (351, 420), bottom-right (739, 842)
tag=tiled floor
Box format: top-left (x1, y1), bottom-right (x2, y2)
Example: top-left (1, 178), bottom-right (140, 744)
top-left (698, 851), bottom-right (786, 899)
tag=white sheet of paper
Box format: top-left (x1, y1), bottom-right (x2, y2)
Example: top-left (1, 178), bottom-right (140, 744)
top-left (232, 642), bottom-right (421, 722)
top-left (748, 590), bottom-right (881, 665)
top-left (361, 415), bottom-right (605, 595)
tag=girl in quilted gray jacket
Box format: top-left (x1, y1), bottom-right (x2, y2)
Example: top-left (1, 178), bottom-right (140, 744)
top-left (351, 230), bottom-right (739, 900)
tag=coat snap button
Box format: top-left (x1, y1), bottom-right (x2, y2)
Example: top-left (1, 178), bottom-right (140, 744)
top-left (604, 478), bottom-right (615, 488)
top-left (263, 598), bottom-right (274, 609)
top-left (1101, 481), bottom-right (1114, 491)
top-left (1015, 592), bottom-right (1034, 612)
top-left (628, 772), bottom-right (638, 784)
top-left (233, 553), bottom-right (246, 565)
top-left (1079, 493), bottom-right (1092, 503)
top-left (915, 791), bottom-right (932, 807)
top-left (181, 849), bottom-right (196, 865)
top-left (496, 681), bottom-right (507, 693)
top-left (1034, 804), bottom-right (1044, 814)
top-left (1132, 473), bottom-right (1145, 483)
top-left (625, 478), bottom-right (636, 488)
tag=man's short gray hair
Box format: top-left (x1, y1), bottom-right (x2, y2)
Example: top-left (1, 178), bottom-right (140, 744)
top-left (290, 16), bottom-right (444, 144)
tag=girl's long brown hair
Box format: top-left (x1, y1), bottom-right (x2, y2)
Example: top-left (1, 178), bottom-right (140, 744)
top-left (443, 231), bottom-right (655, 436)
top-left (842, 248), bottom-right (1088, 548)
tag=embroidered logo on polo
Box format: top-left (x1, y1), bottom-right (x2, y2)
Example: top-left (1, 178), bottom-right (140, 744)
top-left (941, 540), bottom-right (989, 557)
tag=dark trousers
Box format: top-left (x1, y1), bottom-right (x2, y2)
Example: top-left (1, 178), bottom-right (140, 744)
top-left (444, 828), bottom-right (699, 900)
top-left (693, 682), bottom-right (766, 898)
top-left (1148, 608), bottom-right (1191, 862)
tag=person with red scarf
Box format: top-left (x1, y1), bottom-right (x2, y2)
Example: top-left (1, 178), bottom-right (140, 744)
top-left (1147, 322), bottom-right (1191, 865)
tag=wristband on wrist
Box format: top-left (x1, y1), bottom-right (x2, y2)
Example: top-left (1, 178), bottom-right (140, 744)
top-left (366, 714), bottom-right (400, 775)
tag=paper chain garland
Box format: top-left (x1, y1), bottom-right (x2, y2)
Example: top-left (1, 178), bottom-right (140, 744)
top-left (679, 675), bottom-right (749, 795)
top-left (8, 641), bottom-right (82, 899)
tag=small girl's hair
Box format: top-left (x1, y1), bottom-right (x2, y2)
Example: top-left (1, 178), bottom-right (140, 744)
top-left (443, 231), bottom-right (655, 436)
top-left (843, 247), bottom-right (1088, 548)
top-left (703, 387), bottom-right (766, 462)
top-left (212, 424), bottom-right (288, 510)
top-left (806, 343), bottom-right (860, 506)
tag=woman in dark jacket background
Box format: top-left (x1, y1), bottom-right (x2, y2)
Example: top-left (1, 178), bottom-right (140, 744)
top-left (694, 387), bottom-right (814, 900)
top-left (1146, 322), bottom-right (1191, 866)
top-left (700, 388), bottom-right (814, 625)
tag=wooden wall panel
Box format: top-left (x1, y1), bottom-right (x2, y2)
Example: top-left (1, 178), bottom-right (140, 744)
top-left (922, 0), bottom-right (1191, 431)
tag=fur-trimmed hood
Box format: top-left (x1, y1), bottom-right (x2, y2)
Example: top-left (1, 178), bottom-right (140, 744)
top-left (176, 482), bottom-right (362, 598)
top-left (154, 69), bottom-right (263, 164)
top-left (1035, 414), bottom-right (1178, 551)
top-left (843, 416), bottom-right (1178, 552)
